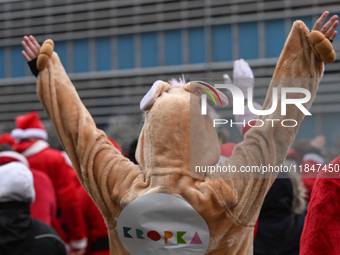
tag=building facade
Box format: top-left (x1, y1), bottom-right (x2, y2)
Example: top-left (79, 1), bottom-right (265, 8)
top-left (1, 0), bottom-right (340, 146)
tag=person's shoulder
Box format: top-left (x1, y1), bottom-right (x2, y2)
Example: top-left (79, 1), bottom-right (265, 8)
top-left (28, 219), bottom-right (67, 255)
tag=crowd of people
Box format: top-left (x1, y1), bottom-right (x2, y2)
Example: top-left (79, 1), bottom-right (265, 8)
top-left (1, 10), bottom-right (340, 255)
top-left (0, 111), bottom-right (118, 255)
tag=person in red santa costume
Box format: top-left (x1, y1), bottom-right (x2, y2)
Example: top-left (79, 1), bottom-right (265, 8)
top-left (10, 112), bottom-right (87, 255)
top-left (299, 155), bottom-right (340, 254)
top-left (0, 134), bottom-right (57, 226)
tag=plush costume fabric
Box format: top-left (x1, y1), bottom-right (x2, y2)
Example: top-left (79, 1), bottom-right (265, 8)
top-left (35, 21), bottom-right (327, 254)
top-left (300, 156), bottom-right (340, 255)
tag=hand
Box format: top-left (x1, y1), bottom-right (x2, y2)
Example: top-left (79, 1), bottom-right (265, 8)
top-left (313, 11), bottom-right (338, 41)
top-left (310, 135), bottom-right (326, 150)
top-left (68, 248), bottom-right (86, 255)
top-left (21, 35), bottom-right (41, 62)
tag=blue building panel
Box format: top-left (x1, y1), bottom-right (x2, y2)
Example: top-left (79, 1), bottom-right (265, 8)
top-left (212, 24), bottom-right (232, 62)
top-left (265, 19), bottom-right (286, 58)
top-left (164, 30), bottom-right (182, 66)
top-left (73, 39), bottom-right (89, 73)
top-left (295, 116), bottom-right (316, 141)
top-left (141, 32), bottom-right (159, 67)
top-left (118, 34), bottom-right (135, 69)
top-left (239, 22), bottom-right (258, 59)
top-left (188, 27), bottom-right (206, 64)
top-left (54, 41), bottom-right (68, 72)
top-left (292, 16), bottom-right (313, 30)
top-left (0, 47), bottom-right (4, 79)
top-left (322, 113), bottom-right (340, 146)
top-left (95, 37), bottom-right (112, 71)
top-left (11, 45), bottom-right (26, 78)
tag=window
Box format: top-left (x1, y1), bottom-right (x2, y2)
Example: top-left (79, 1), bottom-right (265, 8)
top-left (189, 27), bottom-right (206, 64)
top-left (322, 113), bottom-right (340, 146)
top-left (141, 32), bottom-right (158, 67)
top-left (54, 41), bottom-right (68, 72)
top-left (0, 47), bottom-right (4, 78)
top-left (164, 30), bottom-right (182, 66)
top-left (295, 116), bottom-right (316, 141)
top-left (118, 34), bottom-right (135, 69)
top-left (11, 45), bottom-right (26, 77)
top-left (73, 39), bottom-right (89, 73)
top-left (265, 19), bottom-right (285, 58)
top-left (95, 37), bottom-right (112, 71)
top-left (239, 22), bottom-right (258, 59)
top-left (292, 16), bottom-right (313, 30)
top-left (212, 24), bottom-right (232, 62)
top-left (331, 13), bottom-right (340, 41)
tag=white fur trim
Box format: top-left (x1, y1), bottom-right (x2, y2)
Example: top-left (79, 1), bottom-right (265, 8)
top-left (169, 75), bottom-right (186, 88)
top-left (302, 153), bottom-right (324, 165)
top-left (233, 59), bottom-right (254, 99)
top-left (236, 102), bottom-right (262, 135)
top-left (0, 151), bottom-right (29, 167)
top-left (218, 155), bottom-right (227, 164)
top-left (70, 238), bottom-right (88, 250)
top-left (61, 151), bottom-right (73, 167)
top-left (0, 162), bottom-right (35, 204)
top-left (140, 80), bottom-right (164, 111)
top-left (11, 128), bottom-right (48, 141)
top-left (22, 140), bottom-right (50, 157)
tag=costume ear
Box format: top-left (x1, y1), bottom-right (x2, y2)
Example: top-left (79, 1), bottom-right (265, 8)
top-left (37, 39), bottom-right (54, 71)
top-left (184, 81), bottom-right (229, 107)
top-left (308, 31), bottom-right (336, 63)
top-left (140, 80), bottom-right (171, 111)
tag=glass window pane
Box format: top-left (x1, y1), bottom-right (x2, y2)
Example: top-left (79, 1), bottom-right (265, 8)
top-left (118, 34), bottom-right (135, 69)
top-left (239, 22), bottom-right (258, 60)
top-left (54, 41), bottom-right (68, 72)
top-left (0, 47), bottom-right (4, 79)
top-left (11, 45), bottom-right (26, 78)
top-left (95, 37), bottom-right (112, 71)
top-left (212, 24), bottom-right (232, 62)
top-left (292, 16), bottom-right (313, 30)
top-left (189, 27), bottom-right (206, 64)
top-left (141, 32), bottom-right (158, 68)
top-left (164, 29), bottom-right (182, 66)
top-left (73, 39), bottom-right (89, 73)
top-left (265, 19), bottom-right (285, 58)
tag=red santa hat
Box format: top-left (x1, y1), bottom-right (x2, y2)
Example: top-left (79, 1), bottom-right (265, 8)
top-left (11, 112), bottom-right (48, 141)
top-left (0, 133), bottom-right (16, 146)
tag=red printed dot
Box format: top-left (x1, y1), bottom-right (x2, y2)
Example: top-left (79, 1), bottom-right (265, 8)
top-left (147, 230), bottom-right (161, 241)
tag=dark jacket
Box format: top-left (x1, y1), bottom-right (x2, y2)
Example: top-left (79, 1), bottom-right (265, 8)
top-left (254, 172), bottom-right (306, 255)
top-left (0, 202), bottom-right (66, 255)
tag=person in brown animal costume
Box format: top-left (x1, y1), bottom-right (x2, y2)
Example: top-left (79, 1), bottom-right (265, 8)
top-left (21, 11), bottom-right (337, 255)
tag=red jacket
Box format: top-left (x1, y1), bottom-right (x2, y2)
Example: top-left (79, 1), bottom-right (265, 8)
top-left (30, 168), bottom-right (57, 226)
top-left (300, 156), bottom-right (340, 255)
top-left (79, 187), bottom-right (109, 255)
top-left (15, 140), bottom-right (87, 249)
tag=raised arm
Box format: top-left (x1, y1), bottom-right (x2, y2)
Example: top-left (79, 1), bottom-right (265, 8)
top-left (204, 12), bottom-right (337, 225)
top-left (22, 37), bottom-right (144, 219)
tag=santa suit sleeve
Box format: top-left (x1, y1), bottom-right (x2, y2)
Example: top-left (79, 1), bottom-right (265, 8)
top-left (204, 21), bottom-right (325, 226)
top-left (54, 152), bottom-right (88, 248)
top-left (35, 52), bottom-right (143, 224)
top-left (300, 156), bottom-right (340, 255)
